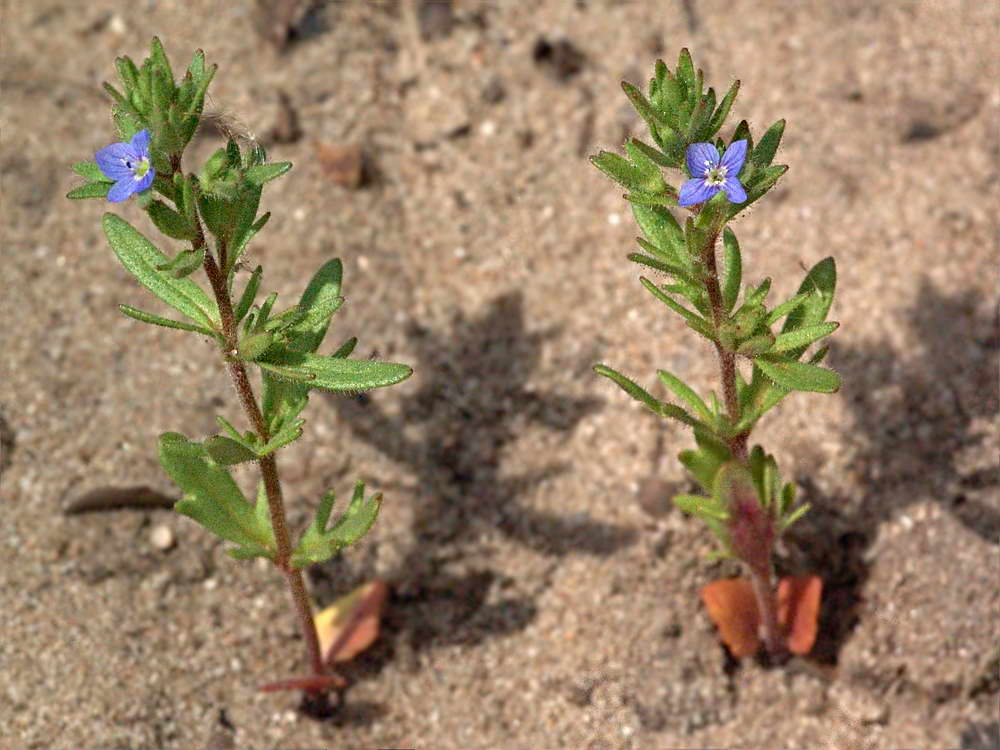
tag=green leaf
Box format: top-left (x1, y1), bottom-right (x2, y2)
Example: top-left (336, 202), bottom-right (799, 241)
top-left (781, 257), bottom-right (837, 359)
top-left (155, 247), bottom-right (205, 279)
top-left (657, 369), bottom-right (713, 424)
top-left (331, 336), bottom-right (358, 359)
top-left (594, 364), bottom-right (700, 427)
top-left (720, 227), bottom-right (742, 312)
top-left (285, 259), bottom-right (344, 354)
top-left (258, 349), bottom-right (412, 392)
top-left (258, 418), bottom-right (305, 456)
top-left (67, 182), bottom-right (112, 200)
top-left (729, 164), bottom-right (787, 218)
top-left (632, 204), bottom-right (687, 265)
top-left (770, 322), bottom-right (839, 354)
top-left (780, 502), bottom-right (810, 531)
top-left (204, 435), bottom-right (259, 465)
top-left (147, 200), bottom-right (195, 240)
top-left (118, 304), bottom-right (219, 338)
top-left (72, 161), bottom-right (110, 182)
top-left (102, 214), bottom-right (219, 328)
top-left (291, 482), bottom-right (382, 567)
top-left (621, 81), bottom-right (672, 135)
top-left (736, 333), bottom-right (775, 357)
top-left (752, 119), bottom-right (785, 168)
top-left (730, 119), bottom-right (754, 158)
top-left (114, 55), bottom-right (140, 94)
top-left (594, 364), bottom-right (661, 413)
top-left (591, 151), bottom-right (665, 195)
top-left (245, 162), bottom-right (292, 186)
top-left (708, 79), bottom-right (740, 136)
top-left (233, 265), bottom-right (263, 324)
top-left (737, 346), bottom-right (831, 429)
top-left (626, 137), bottom-right (677, 168)
top-left (673, 493), bottom-right (729, 521)
top-left (779, 481), bottom-right (797, 517)
top-left (639, 277), bottom-right (714, 339)
top-left (230, 211), bottom-right (270, 270)
top-left (149, 37), bottom-right (175, 88)
top-left (733, 302), bottom-right (767, 338)
top-left (238, 330), bottom-right (275, 361)
top-left (159, 432), bottom-right (276, 558)
top-left (755, 357), bottom-right (841, 393)
top-left (743, 277), bottom-right (772, 308)
top-left (678, 427), bottom-right (733, 493)
top-left (764, 292), bottom-right (809, 326)
top-left (676, 49), bottom-right (696, 105)
top-left (626, 251), bottom-right (690, 282)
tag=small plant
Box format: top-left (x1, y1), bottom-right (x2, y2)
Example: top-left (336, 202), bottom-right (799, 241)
top-left (68, 39), bottom-right (412, 709)
top-left (591, 50), bottom-right (838, 659)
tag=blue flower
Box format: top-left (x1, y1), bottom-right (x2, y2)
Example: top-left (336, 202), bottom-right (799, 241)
top-left (95, 129), bottom-right (155, 202)
top-left (678, 140), bottom-right (748, 207)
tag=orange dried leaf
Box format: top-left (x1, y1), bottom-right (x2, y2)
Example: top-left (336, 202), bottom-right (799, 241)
top-left (777, 575), bottom-right (822, 656)
top-left (314, 580), bottom-right (388, 664)
top-left (700, 578), bottom-right (761, 659)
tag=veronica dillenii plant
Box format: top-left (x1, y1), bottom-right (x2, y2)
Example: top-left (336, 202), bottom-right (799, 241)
top-left (590, 50), bottom-right (839, 658)
top-left (68, 38), bottom-right (412, 709)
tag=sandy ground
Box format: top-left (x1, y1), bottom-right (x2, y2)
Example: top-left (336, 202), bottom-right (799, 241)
top-left (2, 1), bottom-right (998, 748)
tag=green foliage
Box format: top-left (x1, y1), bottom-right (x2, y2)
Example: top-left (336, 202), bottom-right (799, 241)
top-left (74, 38), bottom-right (411, 586)
top-left (591, 52), bottom-right (841, 564)
top-left (102, 213), bottom-right (219, 330)
top-left (291, 482), bottom-right (382, 567)
top-left (159, 432), bottom-right (276, 560)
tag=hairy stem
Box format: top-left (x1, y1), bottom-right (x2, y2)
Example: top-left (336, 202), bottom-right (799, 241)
top-left (186, 188), bottom-right (325, 687)
top-left (700, 231), bottom-right (747, 460)
top-left (701, 228), bottom-right (782, 654)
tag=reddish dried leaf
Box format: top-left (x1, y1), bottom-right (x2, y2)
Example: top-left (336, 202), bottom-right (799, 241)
top-left (258, 673), bottom-right (346, 693)
top-left (702, 575), bottom-right (824, 659)
top-left (314, 580), bottom-right (389, 665)
top-left (700, 578), bottom-right (761, 658)
top-left (777, 575), bottom-right (823, 656)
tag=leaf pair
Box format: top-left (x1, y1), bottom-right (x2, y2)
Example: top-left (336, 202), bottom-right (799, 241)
top-left (738, 257), bottom-right (841, 429)
top-left (701, 575), bottom-right (822, 659)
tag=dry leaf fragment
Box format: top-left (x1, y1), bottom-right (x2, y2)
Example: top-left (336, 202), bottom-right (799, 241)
top-left (701, 575), bottom-right (823, 659)
top-left (777, 575), bottom-right (823, 656)
top-left (701, 577), bottom-right (761, 658)
top-left (314, 580), bottom-right (389, 664)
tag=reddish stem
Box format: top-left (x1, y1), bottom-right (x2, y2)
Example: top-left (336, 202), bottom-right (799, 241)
top-left (700, 226), bottom-right (783, 654)
top-left (178, 166), bottom-right (327, 692)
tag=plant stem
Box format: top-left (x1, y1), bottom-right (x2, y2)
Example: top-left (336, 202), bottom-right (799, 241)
top-left (701, 228), bottom-right (783, 654)
top-left (748, 562), bottom-right (783, 654)
top-left (700, 231), bottom-right (747, 461)
top-left (190, 206), bottom-right (326, 688)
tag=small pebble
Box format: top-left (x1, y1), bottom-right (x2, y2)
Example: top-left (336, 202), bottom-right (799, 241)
top-left (150, 523), bottom-right (175, 551)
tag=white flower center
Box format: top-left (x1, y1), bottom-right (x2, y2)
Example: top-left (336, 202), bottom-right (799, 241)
top-left (131, 157), bottom-right (151, 180)
top-left (705, 164), bottom-right (728, 186)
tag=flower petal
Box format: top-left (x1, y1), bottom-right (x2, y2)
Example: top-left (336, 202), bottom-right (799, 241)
top-left (95, 143), bottom-right (135, 181)
top-left (107, 178), bottom-right (137, 203)
top-left (679, 177), bottom-right (718, 206)
top-left (129, 129), bottom-right (151, 157)
top-left (686, 142), bottom-right (720, 178)
top-left (722, 176), bottom-right (747, 204)
top-left (721, 139), bottom-right (748, 177)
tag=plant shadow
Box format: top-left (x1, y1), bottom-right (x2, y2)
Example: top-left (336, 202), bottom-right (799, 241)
top-left (783, 278), bottom-right (999, 665)
top-left (310, 291), bottom-right (629, 708)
